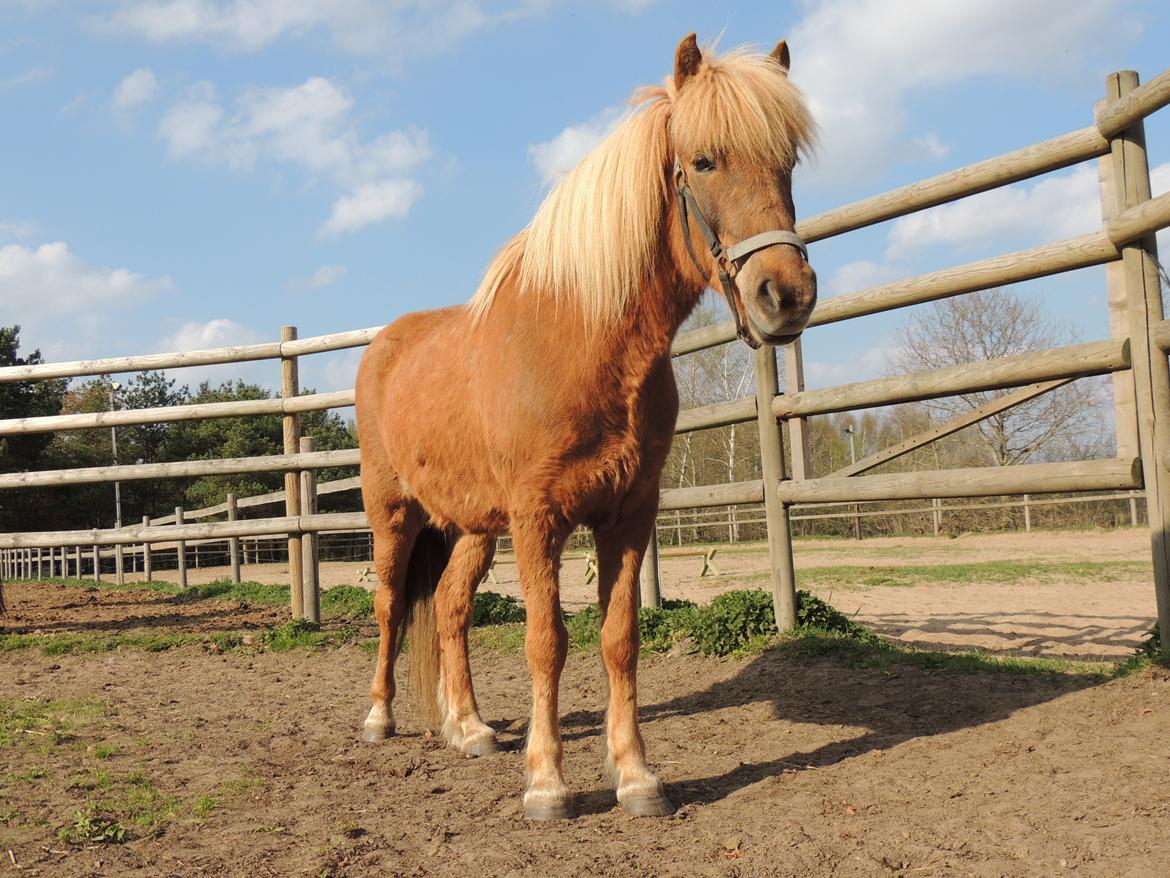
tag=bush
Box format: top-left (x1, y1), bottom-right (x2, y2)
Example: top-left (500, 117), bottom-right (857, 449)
top-left (472, 591), bottom-right (526, 626)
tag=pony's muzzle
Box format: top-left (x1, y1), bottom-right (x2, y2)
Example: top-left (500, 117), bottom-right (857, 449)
top-left (742, 255), bottom-right (817, 345)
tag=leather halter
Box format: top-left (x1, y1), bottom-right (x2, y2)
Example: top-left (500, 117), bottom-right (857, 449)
top-left (673, 157), bottom-right (808, 346)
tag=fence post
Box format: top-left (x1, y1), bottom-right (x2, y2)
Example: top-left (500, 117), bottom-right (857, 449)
top-left (1105, 70), bottom-right (1170, 645)
top-left (1130, 491), bottom-right (1139, 527)
top-left (639, 525), bottom-right (662, 609)
top-left (281, 325), bottom-right (305, 618)
top-left (227, 493), bottom-right (242, 584)
top-left (932, 498), bottom-right (942, 535)
top-left (1023, 494), bottom-right (1033, 532)
top-left (755, 344), bottom-right (798, 630)
top-left (784, 340), bottom-right (811, 481)
top-left (36, 548), bottom-right (42, 580)
top-left (92, 545), bottom-right (100, 582)
top-left (299, 437), bottom-right (321, 623)
top-left (143, 516), bottom-right (152, 582)
top-left (175, 506), bottom-right (188, 589)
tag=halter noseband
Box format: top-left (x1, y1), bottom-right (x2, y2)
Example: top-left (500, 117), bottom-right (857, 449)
top-left (673, 157), bottom-right (808, 347)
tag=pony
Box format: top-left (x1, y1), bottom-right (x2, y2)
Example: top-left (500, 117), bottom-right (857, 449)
top-left (354, 33), bottom-right (817, 820)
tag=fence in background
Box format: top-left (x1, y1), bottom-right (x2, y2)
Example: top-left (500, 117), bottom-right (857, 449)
top-left (2, 68), bottom-right (1170, 640)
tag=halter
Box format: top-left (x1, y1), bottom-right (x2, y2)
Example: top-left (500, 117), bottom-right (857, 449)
top-left (673, 157), bottom-right (808, 346)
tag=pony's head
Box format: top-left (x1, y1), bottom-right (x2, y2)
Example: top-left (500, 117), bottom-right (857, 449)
top-left (469, 35), bottom-right (817, 346)
top-left (668, 34), bottom-right (817, 347)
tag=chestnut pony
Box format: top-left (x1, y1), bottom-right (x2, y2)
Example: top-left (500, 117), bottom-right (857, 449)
top-left (355, 34), bottom-right (817, 820)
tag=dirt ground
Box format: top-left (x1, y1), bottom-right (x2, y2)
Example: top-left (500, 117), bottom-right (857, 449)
top-left (1, 596), bottom-right (1169, 877)
top-left (124, 528), bottom-right (1158, 659)
top-left (3, 528), bottom-right (1167, 877)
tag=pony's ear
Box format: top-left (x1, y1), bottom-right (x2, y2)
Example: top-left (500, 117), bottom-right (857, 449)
top-left (674, 33), bottom-right (702, 87)
top-left (770, 39), bottom-right (791, 73)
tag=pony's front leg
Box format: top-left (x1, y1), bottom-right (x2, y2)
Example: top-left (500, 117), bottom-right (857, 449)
top-left (513, 517), bottom-right (572, 819)
top-left (435, 533), bottom-right (499, 756)
top-left (595, 508), bottom-right (674, 817)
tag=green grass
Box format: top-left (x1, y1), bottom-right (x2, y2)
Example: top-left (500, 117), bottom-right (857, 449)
top-left (0, 698), bottom-right (109, 749)
top-left (0, 630), bottom-right (198, 655)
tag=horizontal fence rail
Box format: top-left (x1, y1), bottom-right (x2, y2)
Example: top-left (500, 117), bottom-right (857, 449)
top-left (0, 389), bottom-right (355, 437)
top-left (776, 459), bottom-right (1142, 505)
top-left (0, 449), bottom-right (361, 490)
top-left (0, 327), bottom-right (383, 384)
top-left (772, 338), bottom-right (1130, 419)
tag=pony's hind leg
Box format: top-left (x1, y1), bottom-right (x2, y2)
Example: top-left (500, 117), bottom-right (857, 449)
top-left (435, 533), bottom-right (499, 756)
top-left (513, 513), bottom-right (573, 820)
top-left (361, 498), bottom-right (425, 743)
top-left (595, 507), bottom-right (674, 817)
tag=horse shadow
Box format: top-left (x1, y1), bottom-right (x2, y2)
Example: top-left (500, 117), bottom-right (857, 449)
top-left (557, 640), bottom-right (1109, 816)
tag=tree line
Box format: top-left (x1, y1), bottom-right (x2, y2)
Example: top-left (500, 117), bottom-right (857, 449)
top-left (0, 326), bottom-right (357, 534)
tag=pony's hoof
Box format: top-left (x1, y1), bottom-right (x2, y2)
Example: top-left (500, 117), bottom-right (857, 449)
top-left (621, 790), bottom-right (675, 817)
top-left (523, 791), bottom-right (575, 820)
top-left (460, 732), bottom-right (501, 757)
top-left (360, 723), bottom-right (394, 743)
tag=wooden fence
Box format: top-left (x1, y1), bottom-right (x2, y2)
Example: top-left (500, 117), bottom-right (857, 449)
top-left (2, 67), bottom-right (1170, 641)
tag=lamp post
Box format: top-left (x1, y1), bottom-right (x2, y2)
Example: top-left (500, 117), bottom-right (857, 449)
top-left (110, 382), bottom-right (124, 585)
top-left (843, 425), bottom-right (861, 540)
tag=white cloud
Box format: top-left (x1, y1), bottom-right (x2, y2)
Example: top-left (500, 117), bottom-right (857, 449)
top-left (528, 106), bottom-right (624, 185)
top-left (0, 64), bottom-right (49, 90)
top-left (0, 239), bottom-right (174, 360)
top-left (319, 180), bottom-right (422, 237)
top-left (0, 219), bottom-right (39, 242)
top-left (0, 241), bottom-right (172, 314)
top-left (112, 67), bottom-right (159, 112)
top-left (159, 317), bottom-right (260, 351)
top-left (158, 77), bottom-right (431, 234)
top-left (805, 337), bottom-right (902, 388)
top-left (825, 259), bottom-right (903, 297)
top-left (885, 164), bottom-right (1104, 261)
top-left (886, 162), bottom-right (1170, 262)
top-left (98, 0), bottom-right (543, 56)
top-left (907, 133), bottom-right (951, 162)
top-left (156, 318), bottom-right (269, 388)
top-left (790, 0), bottom-right (1135, 185)
top-left (288, 264), bottom-right (347, 290)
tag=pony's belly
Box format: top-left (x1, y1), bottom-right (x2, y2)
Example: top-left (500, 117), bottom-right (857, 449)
top-left (394, 450), bottom-right (509, 536)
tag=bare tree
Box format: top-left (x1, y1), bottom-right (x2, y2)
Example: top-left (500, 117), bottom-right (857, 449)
top-left (888, 288), bottom-right (1108, 466)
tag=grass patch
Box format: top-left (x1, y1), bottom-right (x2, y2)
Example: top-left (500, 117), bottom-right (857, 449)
top-left (0, 631), bottom-right (197, 656)
top-left (0, 698), bottom-right (108, 748)
top-left (58, 803), bottom-right (126, 845)
top-left (320, 585), bottom-right (374, 618)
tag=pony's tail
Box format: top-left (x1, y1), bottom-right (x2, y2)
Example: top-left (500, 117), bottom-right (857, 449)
top-left (403, 524), bottom-right (451, 732)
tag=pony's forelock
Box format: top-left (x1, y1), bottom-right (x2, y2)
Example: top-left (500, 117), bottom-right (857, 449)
top-left (468, 42), bottom-right (816, 325)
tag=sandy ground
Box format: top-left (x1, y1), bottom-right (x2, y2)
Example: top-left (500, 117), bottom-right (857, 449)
top-left (1, 605), bottom-right (1168, 877)
top-left (106, 528), bottom-right (1158, 660)
top-left (1, 529), bottom-right (1167, 877)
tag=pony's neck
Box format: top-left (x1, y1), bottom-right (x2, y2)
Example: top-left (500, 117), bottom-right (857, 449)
top-left (615, 168), bottom-right (710, 358)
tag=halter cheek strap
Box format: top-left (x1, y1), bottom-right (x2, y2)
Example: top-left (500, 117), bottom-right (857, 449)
top-left (673, 157), bottom-right (808, 346)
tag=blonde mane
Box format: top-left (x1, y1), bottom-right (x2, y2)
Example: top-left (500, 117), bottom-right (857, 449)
top-left (468, 44), bottom-right (816, 325)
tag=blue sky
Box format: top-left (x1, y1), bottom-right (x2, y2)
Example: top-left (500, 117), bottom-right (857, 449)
top-left (1, 0), bottom-right (1168, 395)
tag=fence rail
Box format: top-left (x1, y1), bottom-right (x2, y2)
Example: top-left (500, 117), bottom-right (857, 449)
top-left (2, 65), bottom-right (1169, 641)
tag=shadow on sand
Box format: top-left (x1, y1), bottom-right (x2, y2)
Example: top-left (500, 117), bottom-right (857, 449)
top-left (561, 639), bottom-right (1110, 816)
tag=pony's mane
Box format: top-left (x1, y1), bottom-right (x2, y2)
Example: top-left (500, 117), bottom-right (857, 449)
top-left (468, 44), bottom-right (817, 325)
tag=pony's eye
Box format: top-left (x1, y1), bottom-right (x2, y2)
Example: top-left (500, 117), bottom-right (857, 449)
top-left (692, 155), bottom-right (716, 173)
